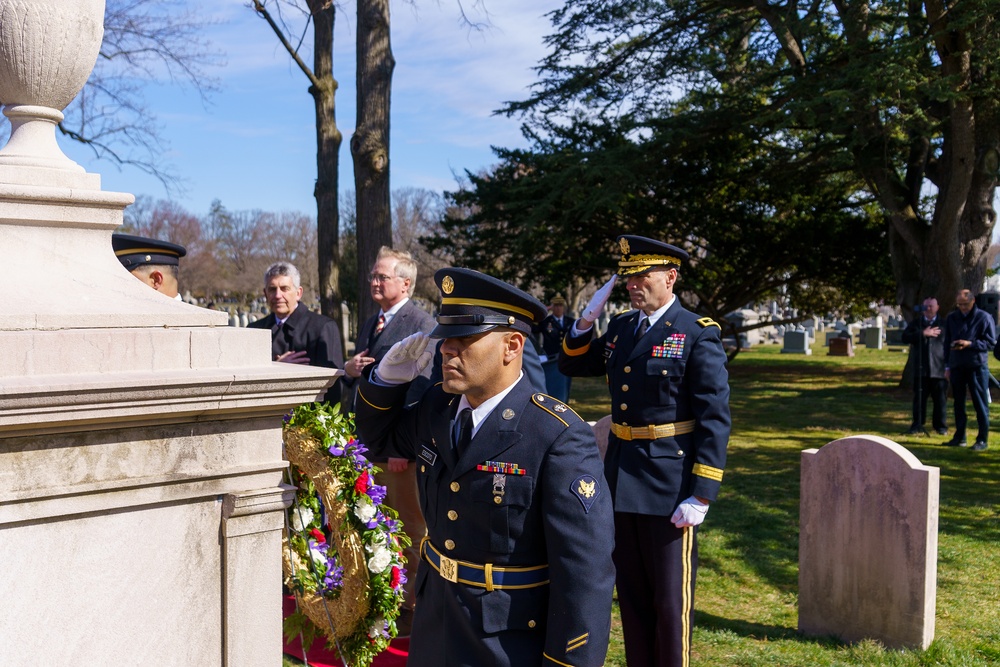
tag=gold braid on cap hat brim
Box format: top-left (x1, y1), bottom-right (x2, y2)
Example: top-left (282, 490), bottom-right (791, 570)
top-left (617, 254), bottom-right (682, 276)
top-left (440, 297), bottom-right (536, 320)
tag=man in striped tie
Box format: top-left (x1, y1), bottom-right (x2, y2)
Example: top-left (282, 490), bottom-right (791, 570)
top-left (342, 246), bottom-right (434, 634)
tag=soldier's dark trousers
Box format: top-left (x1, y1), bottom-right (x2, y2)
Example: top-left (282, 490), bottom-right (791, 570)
top-left (613, 512), bottom-right (698, 667)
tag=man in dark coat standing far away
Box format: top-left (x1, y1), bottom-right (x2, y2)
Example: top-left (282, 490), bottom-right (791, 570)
top-left (355, 267), bottom-right (615, 667)
top-left (560, 235), bottom-right (731, 667)
top-left (901, 297), bottom-right (948, 436)
top-left (942, 289), bottom-right (995, 451)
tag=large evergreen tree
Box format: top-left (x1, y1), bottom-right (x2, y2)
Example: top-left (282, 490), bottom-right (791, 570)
top-left (503, 0), bottom-right (1000, 313)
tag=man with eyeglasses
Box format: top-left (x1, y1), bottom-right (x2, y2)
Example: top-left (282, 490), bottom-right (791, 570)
top-left (942, 289), bottom-right (996, 451)
top-left (342, 246), bottom-right (435, 634)
top-left (248, 261), bottom-right (344, 401)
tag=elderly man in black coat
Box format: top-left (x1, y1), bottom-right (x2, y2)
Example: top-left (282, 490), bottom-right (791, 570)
top-left (248, 261), bottom-right (343, 401)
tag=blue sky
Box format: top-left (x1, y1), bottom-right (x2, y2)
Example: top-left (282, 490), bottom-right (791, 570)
top-left (62, 1), bottom-right (564, 218)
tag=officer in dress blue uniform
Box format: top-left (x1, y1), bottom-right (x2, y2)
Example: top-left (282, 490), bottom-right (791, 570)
top-left (559, 235), bottom-right (731, 667)
top-left (355, 267), bottom-right (615, 667)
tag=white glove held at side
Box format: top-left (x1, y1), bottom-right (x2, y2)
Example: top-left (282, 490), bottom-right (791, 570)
top-left (670, 496), bottom-right (709, 528)
top-left (581, 275), bottom-right (618, 326)
top-left (375, 332), bottom-right (432, 385)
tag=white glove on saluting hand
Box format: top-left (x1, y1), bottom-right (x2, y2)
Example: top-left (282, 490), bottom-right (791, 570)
top-left (670, 496), bottom-right (709, 528)
top-left (375, 332), bottom-right (433, 385)
top-left (580, 275), bottom-right (618, 329)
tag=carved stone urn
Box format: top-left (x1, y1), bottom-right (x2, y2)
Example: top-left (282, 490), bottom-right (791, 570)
top-left (0, 0), bottom-right (105, 172)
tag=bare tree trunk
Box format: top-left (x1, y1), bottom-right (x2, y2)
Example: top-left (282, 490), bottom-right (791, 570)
top-left (351, 0), bottom-right (394, 327)
top-left (252, 0), bottom-right (344, 333)
top-left (308, 0), bottom-right (343, 325)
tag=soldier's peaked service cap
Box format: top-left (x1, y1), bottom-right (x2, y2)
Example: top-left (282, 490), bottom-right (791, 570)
top-left (616, 234), bottom-right (689, 277)
top-left (112, 233), bottom-right (187, 269)
top-left (431, 267), bottom-right (547, 338)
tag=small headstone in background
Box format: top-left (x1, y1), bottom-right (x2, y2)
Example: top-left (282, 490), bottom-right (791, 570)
top-left (828, 336), bottom-right (854, 356)
top-left (781, 330), bottom-right (811, 355)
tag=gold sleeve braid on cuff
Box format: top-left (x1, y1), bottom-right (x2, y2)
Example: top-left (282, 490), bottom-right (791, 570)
top-left (561, 336), bottom-right (590, 357)
top-left (357, 386), bottom-right (392, 411)
top-left (692, 462), bottom-right (724, 482)
top-left (543, 652), bottom-right (575, 667)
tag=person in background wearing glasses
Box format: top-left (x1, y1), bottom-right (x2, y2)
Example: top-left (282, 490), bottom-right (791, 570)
top-left (341, 246), bottom-right (434, 636)
top-left (942, 289), bottom-right (996, 451)
top-left (248, 261), bottom-right (343, 401)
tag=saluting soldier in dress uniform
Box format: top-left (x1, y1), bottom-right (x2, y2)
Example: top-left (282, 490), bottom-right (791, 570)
top-left (559, 235), bottom-right (731, 667)
top-left (355, 267), bottom-right (615, 667)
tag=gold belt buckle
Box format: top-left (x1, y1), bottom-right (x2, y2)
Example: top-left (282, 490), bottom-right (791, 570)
top-left (439, 554), bottom-right (459, 583)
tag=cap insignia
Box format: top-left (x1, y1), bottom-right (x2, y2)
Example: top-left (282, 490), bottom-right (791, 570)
top-left (441, 275), bottom-right (455, 294)
top-left (619, 237), bottom-right (630, 254)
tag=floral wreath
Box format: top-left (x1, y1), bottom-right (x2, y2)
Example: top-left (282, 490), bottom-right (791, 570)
top-left (282, 402), bottom-right (410, 667)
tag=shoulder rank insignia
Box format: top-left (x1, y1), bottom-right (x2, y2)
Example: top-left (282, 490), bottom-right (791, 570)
top-left (571, 474), bottom-right (601, 513)
top-left (696, 316), bottom-right (721, 329)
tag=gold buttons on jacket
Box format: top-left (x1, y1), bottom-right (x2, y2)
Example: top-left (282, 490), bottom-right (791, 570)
top-left (421, 465), bottom-right (426, 473)
top-left (450, 482), bottom-right (460, 492)
top-left (448, 510), bottom-right (458, 521)
top-left (662, 369), bottom-right (668, 376)
top-left (678, 450), bottom-right (684, 456)
top-left (621, 384), bottom-right (629, 392)
top-left (528, 620), bottom-right (536, 628)
top-left (620, 403), bottom-right (628, 411)
top-left (624, 366), bottom-right (631, 373)
top-left (444, 539), bottom-right (456, 550)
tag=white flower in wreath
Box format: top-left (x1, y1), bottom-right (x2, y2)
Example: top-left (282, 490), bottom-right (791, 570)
top-left (309, 543), bottom-right (327, 568)
top-left (368, 544), bottom-right (393, 574)
top-left (354, 494), bottom-right (377, 523)
top-left (289, 505), bottom-right (314, 532)
top-left (368, 617), bottom-right (386, 639)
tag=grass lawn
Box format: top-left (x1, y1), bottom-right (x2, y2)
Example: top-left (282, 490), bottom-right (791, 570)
top-left (286, 340), bottom-right (1000, 666)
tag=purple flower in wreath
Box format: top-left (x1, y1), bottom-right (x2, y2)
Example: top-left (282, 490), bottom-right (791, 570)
top-left (322, 563), bottom-right (344, 594)
top-left (365, 509), bottom-right (384, 530)
top-left (368, 482), bottom-right (387, 506)
top-left (329, 443), bottom-right (346, 457)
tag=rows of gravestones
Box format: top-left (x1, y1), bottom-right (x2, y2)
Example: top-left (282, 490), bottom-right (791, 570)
top-left (724, 291), bottom-right (1000, 356)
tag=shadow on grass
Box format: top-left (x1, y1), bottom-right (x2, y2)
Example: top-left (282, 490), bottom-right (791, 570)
top-left (695, 609), bottom-right (847, 649)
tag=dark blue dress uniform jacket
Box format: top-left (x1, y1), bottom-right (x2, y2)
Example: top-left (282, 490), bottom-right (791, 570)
top-left (559, 301), bottom-right (731, 515)
top-left (356, 373), bottom-right (616, 667)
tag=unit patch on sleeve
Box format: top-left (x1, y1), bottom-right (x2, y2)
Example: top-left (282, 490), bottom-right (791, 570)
top-left (571, 474), bottom-right (601, 513)
top-left (652, 333), bottom-right (686, 359)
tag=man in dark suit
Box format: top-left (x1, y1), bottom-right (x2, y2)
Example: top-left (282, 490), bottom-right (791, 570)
top-left (248, 261), bottom-right (343, 400)
top-left (902, 297), bottom-right (948, 435)
top-left (559, 235), bottom-right (731, 667)
top-left (342, 246), bottom-right (434, 633)
top-left (355, 267), bottom-right (615, 667)
top-left (537, 295), bottom-right (573, 401)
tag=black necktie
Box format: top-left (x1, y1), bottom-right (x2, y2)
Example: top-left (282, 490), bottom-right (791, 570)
top-left (455, 408), bottom-right (473, 454)
top-left (272, 319), bottom-right (289, 357)
top-left (635, 316), bottom-right (649, 343)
